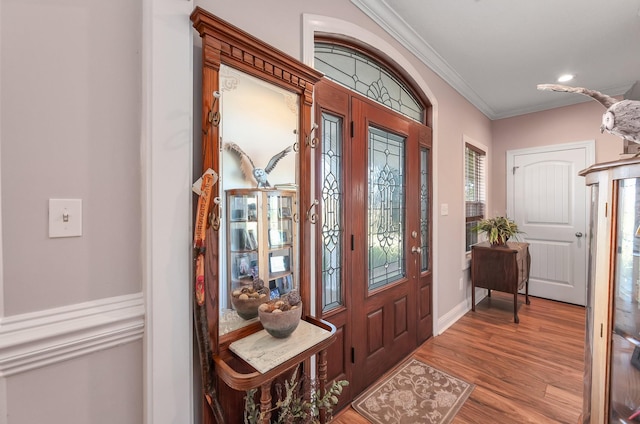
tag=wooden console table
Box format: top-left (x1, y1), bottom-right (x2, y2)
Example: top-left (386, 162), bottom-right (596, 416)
top-left (471, 241), bottom-right (531, 323)
top-left (213, 316), bottom-right (336, 423)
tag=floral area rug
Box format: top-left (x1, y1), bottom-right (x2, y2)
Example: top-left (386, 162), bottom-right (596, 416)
top-left (352, 357), bottom-right (475, 424)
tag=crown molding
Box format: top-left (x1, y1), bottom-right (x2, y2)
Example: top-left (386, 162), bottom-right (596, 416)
top-left (350, 0), bottom-right (496, 118)
top-left (350, 0), bottom-right (635, 120)
top-left (0, 293), bottom-right (144, 377)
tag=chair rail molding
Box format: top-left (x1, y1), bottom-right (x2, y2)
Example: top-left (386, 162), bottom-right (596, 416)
top-left (0, 292), bottom-right (144, 377)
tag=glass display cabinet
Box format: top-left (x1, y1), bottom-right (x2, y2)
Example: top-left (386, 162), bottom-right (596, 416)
top-left (580, 157), bottom-right (640, 423)
top-left (223, 188), bottom-right (298, 324)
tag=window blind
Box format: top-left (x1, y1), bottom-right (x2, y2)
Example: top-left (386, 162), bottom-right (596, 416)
top-left (465, 144), bottom-right (486, 251)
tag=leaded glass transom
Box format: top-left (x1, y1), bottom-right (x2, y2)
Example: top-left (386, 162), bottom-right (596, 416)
top-left (315, 43), bottom-right (423, 122)
top-left (420, 147), bottom-right (430, 272)
top-left (368, 126), bottom-right (405, 290)
top-left (321, 113), bottom-right (343, 312)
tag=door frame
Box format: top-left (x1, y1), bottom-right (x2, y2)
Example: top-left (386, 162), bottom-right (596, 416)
top-left (506, 140), bottom-right (595, 303)
top-left (301, 14), bottom-right (441, 336)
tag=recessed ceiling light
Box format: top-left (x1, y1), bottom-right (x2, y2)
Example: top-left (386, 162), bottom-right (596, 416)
top-left (557, 74), bottom-right (575, 83)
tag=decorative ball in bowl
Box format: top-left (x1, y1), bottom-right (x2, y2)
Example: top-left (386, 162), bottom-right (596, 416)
top-left (230, 287), bottom-right (269, 320)
top-left (258, 297), bottom-right (303, 338)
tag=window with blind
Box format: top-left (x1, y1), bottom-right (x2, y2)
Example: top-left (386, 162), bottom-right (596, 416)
top-left (465, 143), bottom-right (486, 252)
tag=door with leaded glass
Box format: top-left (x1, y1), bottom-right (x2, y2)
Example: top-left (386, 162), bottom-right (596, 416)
top-left (315, 78), bottom-right (432, 399)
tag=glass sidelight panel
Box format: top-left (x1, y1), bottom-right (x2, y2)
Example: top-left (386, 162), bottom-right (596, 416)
top-left (368, 126), bottom-right (405, 290)
top-left (321, 112), bottom-right (344, 312)
top-left (420, 147), bottom-right (430, 272)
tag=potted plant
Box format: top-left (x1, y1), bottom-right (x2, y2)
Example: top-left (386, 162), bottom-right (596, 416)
top-left (473, 216), bottom-right (523, 247)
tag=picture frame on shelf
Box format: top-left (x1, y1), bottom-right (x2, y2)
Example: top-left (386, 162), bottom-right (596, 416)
top-left (247, 204), bottom-right (257, 221)
top-left (234, 253), bottom-right (253, 279)
top-left (279, 207), bottom-right (292, 218)
top-left (278, 274), bottom-right (293, 293)
top-left (246, 229), bottom-right (258, 250)
top-left (269, 287), bottom-right (280, 300)
top-left (269, 254), bottom-right (288, 273)
top-left (268, 229), bottom-right (288, 247)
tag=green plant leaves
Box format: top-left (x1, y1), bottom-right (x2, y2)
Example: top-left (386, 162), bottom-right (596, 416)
top-left (243, 365), bottom-right (349, 424)
top-left (472, 216), bottom-right (523, 245)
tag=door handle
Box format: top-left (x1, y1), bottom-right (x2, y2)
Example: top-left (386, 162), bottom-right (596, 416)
top-left (411, 246), bottom-right (422, 254)
top-left (575, 232), bottom-right (583, 238)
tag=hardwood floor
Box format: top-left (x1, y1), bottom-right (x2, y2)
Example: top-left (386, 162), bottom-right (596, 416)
top-left (332, 292), bottom-right (585, 424)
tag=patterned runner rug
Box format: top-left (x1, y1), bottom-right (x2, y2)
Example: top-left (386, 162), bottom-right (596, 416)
top-left (352, 357), bottom-right (475, 424)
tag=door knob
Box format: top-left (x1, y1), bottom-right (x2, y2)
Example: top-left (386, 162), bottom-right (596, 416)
top-left (411, 246), bottom-right (422, 254)
top-left (575, 232), bottom-right (583, 238)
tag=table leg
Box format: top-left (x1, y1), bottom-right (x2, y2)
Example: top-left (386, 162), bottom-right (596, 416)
top-left (318, 349), bottom-right (328, 424)
top-left (260, 381), bottom-right (272, 424)
top-left (471, 281), bottom-right (476, 311)
top-left (525, 279), bottom-right (530, 305)
top-left (513, 290), bottom-right (519, 324)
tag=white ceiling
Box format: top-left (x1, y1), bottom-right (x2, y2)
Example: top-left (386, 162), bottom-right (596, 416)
top-left (351, 0), bottom-right (640, 119)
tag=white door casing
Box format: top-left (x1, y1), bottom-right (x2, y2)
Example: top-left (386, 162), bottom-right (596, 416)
top-left (507, 141), bottom-right (594, 306)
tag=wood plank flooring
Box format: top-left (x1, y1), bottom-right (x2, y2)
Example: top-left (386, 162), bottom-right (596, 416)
top-left (332, 292), bottom-right (585, 424)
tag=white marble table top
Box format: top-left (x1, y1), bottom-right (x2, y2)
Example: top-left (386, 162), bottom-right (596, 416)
top-left (229, 320), bottom-right (332, 374)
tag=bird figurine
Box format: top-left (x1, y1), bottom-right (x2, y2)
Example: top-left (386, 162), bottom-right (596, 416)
top-left (537, 84), bottom-right (640, 144)
top-left (224, 142), bottom-right (292, 188)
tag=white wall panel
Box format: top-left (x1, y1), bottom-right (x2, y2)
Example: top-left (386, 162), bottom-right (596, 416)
top-left (7, 341), bottom-right (143, 424)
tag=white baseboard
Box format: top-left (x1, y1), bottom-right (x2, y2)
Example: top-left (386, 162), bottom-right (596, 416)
top-left (0, 292), bottom-right (144, 377)
top-left (436, 289), bottom-right (487, 335)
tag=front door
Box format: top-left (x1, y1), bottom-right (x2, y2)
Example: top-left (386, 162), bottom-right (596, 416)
top-left (507, 142), bottom-right (594, 305)
top-left (315, 79), bottom-right (432, 400)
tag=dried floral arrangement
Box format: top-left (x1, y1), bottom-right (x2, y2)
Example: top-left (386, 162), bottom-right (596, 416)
top-left (244, 365), bottom-right (349, 424)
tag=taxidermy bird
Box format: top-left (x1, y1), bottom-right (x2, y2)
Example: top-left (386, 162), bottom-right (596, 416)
top-left (537, 84), bottom-right (640, 144)
top-left (224, 142), bottom-right (292, 188)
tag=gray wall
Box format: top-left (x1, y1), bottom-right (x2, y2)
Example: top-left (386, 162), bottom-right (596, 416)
top-left (1, 0), bottom-right (145, 422)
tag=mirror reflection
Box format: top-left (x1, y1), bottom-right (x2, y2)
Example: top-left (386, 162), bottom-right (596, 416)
top-left (218, 64), bottom-right (300, 336)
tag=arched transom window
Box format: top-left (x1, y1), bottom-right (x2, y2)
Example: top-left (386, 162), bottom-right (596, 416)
top-left (314, 42), bottom-right (424, 122)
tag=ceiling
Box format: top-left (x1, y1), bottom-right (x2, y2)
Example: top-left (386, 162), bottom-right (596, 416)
top-left (351, 0), bottom-right (640, 120)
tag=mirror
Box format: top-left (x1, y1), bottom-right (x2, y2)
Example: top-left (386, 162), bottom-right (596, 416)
top-left (191, 6), bottom-right (322, 353)
top-left (218, 64), bottom-right (300, 336)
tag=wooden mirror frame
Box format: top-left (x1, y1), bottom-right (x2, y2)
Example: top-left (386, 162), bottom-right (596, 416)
top-left (190, 1), bottom-right (322, 393)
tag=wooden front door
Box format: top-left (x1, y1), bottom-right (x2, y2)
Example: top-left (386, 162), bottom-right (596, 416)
top-left (315, 79), bottom-right (432, 401)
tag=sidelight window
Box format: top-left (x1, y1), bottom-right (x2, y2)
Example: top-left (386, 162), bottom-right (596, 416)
top-left (320, 112), bottom-right (344, 312)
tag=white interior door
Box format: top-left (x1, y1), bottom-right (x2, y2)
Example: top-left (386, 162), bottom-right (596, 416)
top-left (507, 141), bottom-right (594, 306)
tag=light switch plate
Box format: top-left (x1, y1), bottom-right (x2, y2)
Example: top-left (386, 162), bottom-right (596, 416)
top-left (440, 203), bottom-right (449, 216)
top-left (49, 199), bottom-right (82, 238)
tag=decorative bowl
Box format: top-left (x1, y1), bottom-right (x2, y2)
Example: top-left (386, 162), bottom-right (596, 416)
top-left (258, 303), bottom-right (303, 338)
top-left (230, 292), bottom-right (269, 320)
